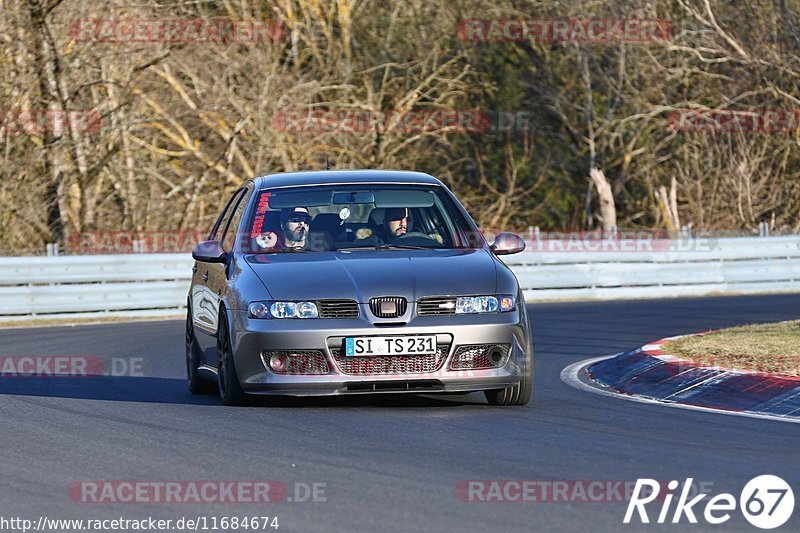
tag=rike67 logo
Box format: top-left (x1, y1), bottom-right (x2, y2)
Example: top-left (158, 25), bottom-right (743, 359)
top-left (625, 476), bottom-right (794, 529)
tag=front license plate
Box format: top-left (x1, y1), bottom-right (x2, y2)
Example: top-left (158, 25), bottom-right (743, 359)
top-left (344, 335), bottom-right (437, 357)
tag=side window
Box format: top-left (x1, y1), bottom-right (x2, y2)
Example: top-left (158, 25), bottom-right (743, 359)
top-left (221, 187), bottom-right (252, 252)
top-left (209, 189), bottom-right (245, 241)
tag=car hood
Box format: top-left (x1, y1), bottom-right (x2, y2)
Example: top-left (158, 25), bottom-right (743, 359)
top-left (245, 249), bottom-right (498, 302)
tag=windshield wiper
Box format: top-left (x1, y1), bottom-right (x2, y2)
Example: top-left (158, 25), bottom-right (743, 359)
top-left (375, 244), bottom-right (429, 250)
top-left (337, 244), bottom-right (428, 251)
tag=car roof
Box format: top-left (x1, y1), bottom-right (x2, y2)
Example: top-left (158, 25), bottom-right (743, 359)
top-left (251, 169), bottom-right (443, 189)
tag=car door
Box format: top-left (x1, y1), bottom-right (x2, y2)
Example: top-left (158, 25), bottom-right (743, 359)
top-left (192, 188), bottom-right (246, 357)
top-left (203, 186), bottom-right (253, 365)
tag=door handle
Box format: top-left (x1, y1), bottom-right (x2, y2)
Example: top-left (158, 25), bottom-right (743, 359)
top-left (203, 272), bottom-right (209, 282)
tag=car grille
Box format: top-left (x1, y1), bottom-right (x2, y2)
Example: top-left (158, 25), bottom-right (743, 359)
top-left (417, 297), bottom-right (457, 315)
top-left (332, 345), bottom-right (449, 375)
top-left (317, 299), bottom-right (359, 318)
top-left (261, 350), bottom-right (331, 375)
top-left (369, 296), bottom-right (407, 318)
top-left (449, 344), bottom-right (511, 370)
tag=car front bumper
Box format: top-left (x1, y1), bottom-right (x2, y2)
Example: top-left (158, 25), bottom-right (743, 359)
top-left (229, 307), bottom-right (532, 396)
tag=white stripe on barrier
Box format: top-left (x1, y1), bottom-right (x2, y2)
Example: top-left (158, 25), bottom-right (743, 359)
top-left (0, 236), bottom-right (798, 317)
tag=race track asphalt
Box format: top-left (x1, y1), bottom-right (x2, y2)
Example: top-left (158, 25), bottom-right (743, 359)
top-left (1, 294), bottom-right (798, 532)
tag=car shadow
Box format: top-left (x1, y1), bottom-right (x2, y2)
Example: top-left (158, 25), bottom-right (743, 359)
top-left (0, 376), bottom-right (219, 405)
top-left (245, 392), bottom-right (487, 408)
top-left (0, 375), bottom-right (487, 408)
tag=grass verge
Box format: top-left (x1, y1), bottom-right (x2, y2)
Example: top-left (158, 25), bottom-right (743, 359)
top-left (662, 320), bottom-right (800, 377)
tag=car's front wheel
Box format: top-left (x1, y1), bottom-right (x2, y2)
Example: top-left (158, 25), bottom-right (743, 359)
top-left (484, 368), bottom-right (532, 406)
top-left (186, 307), bottom-right (215, 395)
top-left (216, 311), bottom-right (247, 406)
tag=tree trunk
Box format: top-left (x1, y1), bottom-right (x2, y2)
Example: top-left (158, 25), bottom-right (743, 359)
top-left (657, 177), bottom-right (680, 232)
top-left (589, 167), bottom-right (617, 234)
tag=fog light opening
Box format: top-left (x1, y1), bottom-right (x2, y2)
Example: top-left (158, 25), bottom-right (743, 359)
top-left (269, 353), bottom-right (288, 373)
top-left (487, 347), bottom-right (504, 366)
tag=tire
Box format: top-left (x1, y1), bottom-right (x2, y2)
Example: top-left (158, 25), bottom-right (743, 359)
top-left (484, 348), bottom-right (533, 406)
top-left (186, 307), bottom-right (216, 395)
top-left (217, 311), bottom-right (247, 406)
top-left (484, 375), bottom-right (532, 406)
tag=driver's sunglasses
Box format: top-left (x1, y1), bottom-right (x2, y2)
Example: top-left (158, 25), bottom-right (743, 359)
top-left (287, 216), bottom-right (310, 224)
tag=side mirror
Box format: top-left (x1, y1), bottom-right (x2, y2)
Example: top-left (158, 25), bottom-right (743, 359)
top-left (192, 240), bottom-right (228, 263)
top-left (490, 232), bottom-right (526, 256)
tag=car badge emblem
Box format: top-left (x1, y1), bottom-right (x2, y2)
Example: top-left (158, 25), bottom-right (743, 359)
top-left (380, 301), bottom-right (397, 315)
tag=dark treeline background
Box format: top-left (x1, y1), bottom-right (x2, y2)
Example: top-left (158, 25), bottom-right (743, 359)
top-left (1, 0), bottom-right (799, 253)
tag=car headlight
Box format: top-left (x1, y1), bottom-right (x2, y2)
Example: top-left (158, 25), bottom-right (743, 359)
top-left (455, 295), bottom-right (515, 314)
top-left (249, 302), bottom-right (270, 318)
top-left (248, 301), bottom-right (319, 319)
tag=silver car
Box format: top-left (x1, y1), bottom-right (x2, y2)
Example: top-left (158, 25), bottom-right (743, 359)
top-left (186, 170), bottom-right (533, 406)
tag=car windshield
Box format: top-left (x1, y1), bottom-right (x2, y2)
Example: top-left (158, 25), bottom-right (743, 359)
top-left (242, 184), bottom-right (483, 253)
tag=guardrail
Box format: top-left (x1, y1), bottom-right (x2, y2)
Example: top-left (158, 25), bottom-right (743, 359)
top-left (0, 254), bottom-right (192, 317)
top-left (503, 235), bottom-right (800, 300)
top-left (0, 235), bottom-right (798, 319)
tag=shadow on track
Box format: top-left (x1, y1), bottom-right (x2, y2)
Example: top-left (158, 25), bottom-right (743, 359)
top-left (0, 376), bottom-right (486, 408)
top-left (0, 376), bottom-right (218, 405)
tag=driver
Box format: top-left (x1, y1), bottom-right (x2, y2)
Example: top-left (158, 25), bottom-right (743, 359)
top-left (380, 207), bottom-right (445, 245)
top-left (383, 207), bottom-right (409, 240)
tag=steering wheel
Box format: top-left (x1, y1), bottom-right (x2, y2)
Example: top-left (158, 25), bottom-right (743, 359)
top-left (391, 232), bottom-right (443, 247)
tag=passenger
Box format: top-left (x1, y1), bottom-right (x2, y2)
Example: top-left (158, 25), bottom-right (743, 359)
top-left (280, 206), bottom-right (311, 250)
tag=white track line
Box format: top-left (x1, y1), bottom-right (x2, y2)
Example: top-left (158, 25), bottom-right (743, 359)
top-left (560, 356), bottom-right (800, 425)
